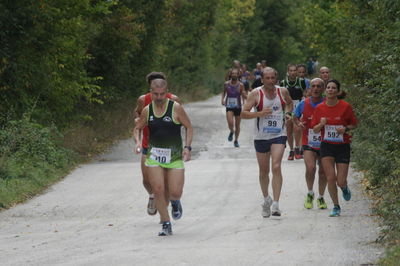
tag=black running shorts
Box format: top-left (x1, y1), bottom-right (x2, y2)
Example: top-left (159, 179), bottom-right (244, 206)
top-left (320, 142), bottom-right (350, 164)
top-left (226, 107), bottom-right (242, 116)
top-left (254, 136), bottom-right (287, 153)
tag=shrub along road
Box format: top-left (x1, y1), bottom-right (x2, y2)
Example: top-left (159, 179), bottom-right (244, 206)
top-left (0, 96), bottom-right (382, 265)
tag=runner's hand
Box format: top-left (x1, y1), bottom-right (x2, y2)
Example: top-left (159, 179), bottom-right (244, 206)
top-left (134, 144), bottom-right (142, 154)
top-left (297, 121), bottom-right (306, 129)
top-left (183, 149), bottom-right (191, 162)
top-left (260, 107), bottom-right (272, 117)
top-left (336, 126), bottom-right (346, 135)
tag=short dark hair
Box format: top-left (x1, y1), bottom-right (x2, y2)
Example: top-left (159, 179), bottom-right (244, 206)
top-left (297, 64), bottom-right (306, 70)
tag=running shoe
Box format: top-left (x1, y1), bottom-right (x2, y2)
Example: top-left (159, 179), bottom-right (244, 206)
top-left (341, 186), bottom-right (352, 201)
top-left (228, 132), bottom-right (234, 142)
top-left (234, 141), bottom-right (239, 148)
top-left (288, 150), bottom-right (295, 160)
top-left (294, 148), bottom-right (303, 159)
top-left (147, 197), bottom-right (157, 215)
top-left (329, 205), bottom-right (341, 217)
top-left (158, 221), bottom-right (172, 236)
top-left (304, 193), bottom-right (314, 209)
top-left (271, 202), bottom-right (281, 216)
top-left (171, 200), bottom-right (183, 220)
top-left (261, 196), bottom-right (273, 218)
top-left (317, 197), bottom-right (328, 209)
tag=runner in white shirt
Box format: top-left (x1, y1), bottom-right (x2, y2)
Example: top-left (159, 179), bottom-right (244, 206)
top-left (241, 67), bottom-right (293, 217)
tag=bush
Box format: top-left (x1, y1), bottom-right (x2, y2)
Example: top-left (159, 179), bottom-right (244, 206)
top-left (0, 118), bottom-right (74, 208)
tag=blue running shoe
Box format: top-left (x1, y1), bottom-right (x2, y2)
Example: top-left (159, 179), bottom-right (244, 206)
top-left (158, 221), bottom-right (172, 236)
top-left (329, 205), bottom-right (341, 217)
top-left (228, 132), bottom-right (233, 142)
top-left (234, 141), bottom-right (239, 148)
top-left (171, 200), bottom-right (183, 220)
top-left (341, 186), bottom-right (351, 201)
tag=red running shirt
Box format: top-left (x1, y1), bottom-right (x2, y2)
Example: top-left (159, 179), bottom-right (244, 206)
top-left (142, 92), bottom-right (173, 148)
top-left (300, 97), bottom-right (324, 149)
top-left (311, 100), bottom-right (357, 144)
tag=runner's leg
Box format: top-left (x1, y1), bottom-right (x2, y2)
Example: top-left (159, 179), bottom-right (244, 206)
top-left (226, 111), bottom-right (234, 134)
top-left (234, 115), bottom-right (241, 142)
top-left (256, 151), bottom-right (271, 197)
top-left (270, 143), bottom-right (285, 201)
top-left (148, 166), bottom-right (169, 222)
top-left (303, 150), bottom-right (317, 191)
top-left (321, 157), bottom-right (338, 205)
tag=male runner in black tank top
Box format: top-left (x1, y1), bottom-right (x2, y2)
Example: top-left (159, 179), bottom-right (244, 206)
top-left (134, 79), bottom-right (193, 236)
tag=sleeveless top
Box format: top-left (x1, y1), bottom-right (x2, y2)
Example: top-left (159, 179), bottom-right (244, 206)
top-left (225, 81), bottom-right (242, 109)
top-left (147, 99), bottom-right (182, 163)
top-left (142, 92), bottom-right (173, 148)
top-left (254, 86), bottom-right (287, 140)
top-left (280, 78), bottom-right (306, 101)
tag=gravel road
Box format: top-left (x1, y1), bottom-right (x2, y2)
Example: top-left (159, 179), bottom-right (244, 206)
top-left (0, 96), bottom-right (383, 265)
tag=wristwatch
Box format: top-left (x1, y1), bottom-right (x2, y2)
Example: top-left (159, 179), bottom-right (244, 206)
top-left (184, 146), bottom-right (192, 151)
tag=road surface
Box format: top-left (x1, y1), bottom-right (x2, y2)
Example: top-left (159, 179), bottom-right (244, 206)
top-left (0, 96), bottom-right (382, 265)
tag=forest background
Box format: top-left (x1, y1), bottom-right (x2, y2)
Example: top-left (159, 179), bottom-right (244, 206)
top-left (0, 0), bottom-right (399, 264)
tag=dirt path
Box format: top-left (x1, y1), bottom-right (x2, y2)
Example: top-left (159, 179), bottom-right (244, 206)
top-left (0, 96), bottom-right (382, 265)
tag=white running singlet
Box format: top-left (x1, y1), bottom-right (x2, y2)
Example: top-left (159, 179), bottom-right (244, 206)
top-left (254, 86), bottom-right (287, 140)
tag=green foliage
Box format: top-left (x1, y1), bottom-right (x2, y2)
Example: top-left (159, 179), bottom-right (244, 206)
top-left (301, 0), bottom-right (400, 261)
top-left (0, 0), bottom-right (108, 126)
top-left (0, 118), bottom-right (74, 208)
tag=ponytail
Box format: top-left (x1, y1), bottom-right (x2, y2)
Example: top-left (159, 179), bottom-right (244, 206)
top-left (337, 90), bottom-right (347, 99)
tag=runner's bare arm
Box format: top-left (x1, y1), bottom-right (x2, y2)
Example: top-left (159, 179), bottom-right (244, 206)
top-left (134, 95), bottom-right (145, 119)
top-left (221, 83), bottom-right (227, 106)
top-left (240, 83), bottom-right (247, 103)
top-left (241, 90), bottom-right (272, 119)
top-left (174, 103), bottom-right (193, 161)
top-left (133, 106), bottom-right (148, 154)
top-left (280, 87), bottom-right (294, 120)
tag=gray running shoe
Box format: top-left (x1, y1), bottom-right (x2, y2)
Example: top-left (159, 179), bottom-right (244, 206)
top-left (271, 202), bottom-right (281, 216)
top-left (147, 197), bottom-right (157, 215)
top-left (158, 222), bottom-right (172, 236)
top-left (261, 196), bottom-right (273, 218)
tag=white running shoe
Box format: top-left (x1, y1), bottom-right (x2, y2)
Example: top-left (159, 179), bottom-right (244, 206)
top-left (271, 202), bottom-right (281, 216)
top-left (261, 196), bottom-right (273, 218)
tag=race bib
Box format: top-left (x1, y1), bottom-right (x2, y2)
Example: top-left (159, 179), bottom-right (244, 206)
top-left (227, 97), bottom-right (238, 108)
top-left (324, 125), bottom-right (344, 143)
top-left (150, 147), bottom-right (171, 164)
top-left (308, 129), bottom-right (321, 148)
top-left (262, 113), bottom-right (283, 134)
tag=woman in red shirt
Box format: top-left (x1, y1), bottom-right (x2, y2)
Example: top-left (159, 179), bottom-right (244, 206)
top-left (312, 80), bottom-right (357, 217)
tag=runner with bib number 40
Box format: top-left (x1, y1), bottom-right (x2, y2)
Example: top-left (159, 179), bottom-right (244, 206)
top-left (311, 79), bottom-right (357, 217)
top-left (134, 78), bottom-right (193, 236)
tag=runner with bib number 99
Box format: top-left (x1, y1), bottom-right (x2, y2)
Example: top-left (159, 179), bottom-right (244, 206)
top-left (134, 79), bottom-right (193, 236)
top-left (294, 78), bottom-right (327, 210)
top-left (241, 67), bottom-right (293, 217)
top-left (311, 80), bottom-right (357, 217)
